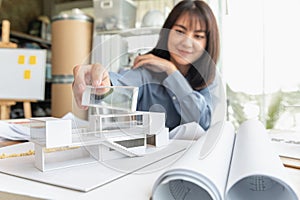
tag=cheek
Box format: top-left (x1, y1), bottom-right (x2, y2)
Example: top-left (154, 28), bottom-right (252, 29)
top-left (167, 35), bottom-right (177, 52)
top-left (194, 48), bottom-right (205, 59)
top-left (194, 41), bottom-right (207, 56)
top-left (195, 39), bottom-right (207, 49)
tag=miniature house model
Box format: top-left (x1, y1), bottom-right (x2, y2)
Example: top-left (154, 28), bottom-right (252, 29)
top-left (30, 86), bottom-right (169, 171)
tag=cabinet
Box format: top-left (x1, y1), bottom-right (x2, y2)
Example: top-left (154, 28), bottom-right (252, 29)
top-left (91, 27), bottom-right (160, 72)
top-left (91, 0), bottom-right (178, 72)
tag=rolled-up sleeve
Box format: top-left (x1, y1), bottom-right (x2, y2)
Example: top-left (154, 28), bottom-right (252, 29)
top-left (162, 70), bottom-right (212, 130)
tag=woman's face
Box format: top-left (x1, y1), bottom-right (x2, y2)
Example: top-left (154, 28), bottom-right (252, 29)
top-left (168, 13), bottom-right (207, 67)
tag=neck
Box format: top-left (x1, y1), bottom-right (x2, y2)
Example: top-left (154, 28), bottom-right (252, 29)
top-left (171, 58), bottom-right (190, 76)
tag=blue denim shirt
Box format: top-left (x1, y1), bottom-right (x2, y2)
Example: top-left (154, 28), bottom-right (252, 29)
top-left (110, 68), bottom-right (217, 130)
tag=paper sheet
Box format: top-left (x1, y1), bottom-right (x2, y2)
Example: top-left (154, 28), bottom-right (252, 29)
top-left (152, 121), bottom-right (235, 200)
top-left (226, 119), bottom-right (298, 200)
top-left (0, 121), bottom-right (30, 140)
top-left (0, 112), bottom-right (88, 141)
top-left (152, 120), bottom-right (299, 200)
top-left (169, 122), bottom-right (205, 140)
top-left (268, 130), bottom-right (300, 159)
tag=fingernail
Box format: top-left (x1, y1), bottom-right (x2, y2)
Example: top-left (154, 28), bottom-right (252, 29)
top-left (93, 80), bottom-right (101, 86)
top-left (78, 83), bottom-right (85, 91)
top-left (82, 106), bottom-right (88, 110)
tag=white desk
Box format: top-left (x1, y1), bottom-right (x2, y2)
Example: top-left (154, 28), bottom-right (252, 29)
top-left (0, 161), bottom-right (163, 200)
top-left (0, 143), bottom-right (179, 200)
top-left (1, 133), bottom-right (300, 200)
top-left (0, 159), bottom-right (300, 200)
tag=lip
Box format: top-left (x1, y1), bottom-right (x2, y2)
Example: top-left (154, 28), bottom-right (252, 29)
top-left (178, 49), bottom-right (192, 56)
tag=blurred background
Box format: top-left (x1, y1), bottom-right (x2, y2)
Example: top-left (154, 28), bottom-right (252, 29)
top-left (0, 0), bottom-right (299, 132)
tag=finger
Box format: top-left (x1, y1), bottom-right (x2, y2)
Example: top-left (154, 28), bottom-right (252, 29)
top-left (133, 56), bottom-right (149, 69)
top-left (133, 54), bottom-right (149, 68)
top-left (72, 64), bottom-right (91, 109)
top-left (91, 63), bottom-right (109, 87)
top-left (73, 83), bottom-right (88, 110)
top-left (100, 75), bottom-right (110, 86)
top-left (133, 59), bottom-right (155, 70)
top-left (134, 54), bottom-right (159, 68)
top-left (132, 56), bottom-right (141, 69)
top-left (73, 64), bottom-right (90, 86)
top-left (91, 63), bottom-right (102, 86)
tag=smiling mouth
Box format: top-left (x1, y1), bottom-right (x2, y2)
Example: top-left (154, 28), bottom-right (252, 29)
top-left (178, 49), bottom-right (192, 56)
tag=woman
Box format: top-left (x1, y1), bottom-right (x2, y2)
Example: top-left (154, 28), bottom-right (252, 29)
top-left (73, 0), bottom-right (220, 131)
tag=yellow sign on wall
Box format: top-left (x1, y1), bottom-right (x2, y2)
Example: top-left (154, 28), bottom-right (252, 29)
top-left (18, 55), bottom-right (25, 64)
top-left (29, 55), bottom-right (37, 65)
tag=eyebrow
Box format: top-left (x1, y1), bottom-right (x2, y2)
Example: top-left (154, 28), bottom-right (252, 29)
top-left (173, 24), bottom-right (206, 33)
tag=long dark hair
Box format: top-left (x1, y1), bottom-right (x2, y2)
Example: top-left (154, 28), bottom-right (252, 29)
top-left (149, 0), bottom-right (220, 89)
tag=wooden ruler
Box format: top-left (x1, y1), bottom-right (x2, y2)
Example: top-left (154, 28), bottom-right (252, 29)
top-left (281, 156), bottom-right (300, 170)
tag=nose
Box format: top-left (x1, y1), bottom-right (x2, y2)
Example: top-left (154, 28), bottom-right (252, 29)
top-left (181, 34), bottom-right (193, 48)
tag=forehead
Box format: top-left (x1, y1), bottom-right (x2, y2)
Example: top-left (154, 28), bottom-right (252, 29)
top-left (174, 12), bottom-right (206, 31)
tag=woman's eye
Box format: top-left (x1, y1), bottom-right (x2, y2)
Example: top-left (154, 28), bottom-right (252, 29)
top-left (195, 34), bottom-right (206, 40)
top-left (175, 29), bottom-right (185, 34)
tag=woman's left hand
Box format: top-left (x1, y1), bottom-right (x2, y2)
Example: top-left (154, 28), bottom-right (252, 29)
top-left (132, 54), bottom-right (177, 75)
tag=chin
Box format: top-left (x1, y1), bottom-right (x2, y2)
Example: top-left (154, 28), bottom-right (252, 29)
top-left (175, 58), bottom-right (192, 66)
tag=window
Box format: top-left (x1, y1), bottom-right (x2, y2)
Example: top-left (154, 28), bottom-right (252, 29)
top-left (222, 0), bottom-right (300, 130)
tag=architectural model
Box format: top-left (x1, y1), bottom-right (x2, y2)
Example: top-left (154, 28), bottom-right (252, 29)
top-left (30, 86), bottom-right (169, 171)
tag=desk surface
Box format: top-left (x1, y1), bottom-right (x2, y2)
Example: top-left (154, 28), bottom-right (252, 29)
top-left (0, 141), bottom-right (300, 200)
top-left (0, 163), bottom-right (161, 200)
top-left (0, 141), bottom-right (173, 200)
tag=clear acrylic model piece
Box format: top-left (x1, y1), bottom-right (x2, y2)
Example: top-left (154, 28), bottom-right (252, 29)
top-left (29, 86), bottom-right (169, 172)
top-left (86, 111), bottom-right (169, 158)
top-left (81, 86), bottom-right (139, 112)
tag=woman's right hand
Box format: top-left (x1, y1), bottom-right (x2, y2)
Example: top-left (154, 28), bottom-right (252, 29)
top-left (132, 54), bottom-right (177, 75)
top-left (72, 63), bottom-right (111, 110)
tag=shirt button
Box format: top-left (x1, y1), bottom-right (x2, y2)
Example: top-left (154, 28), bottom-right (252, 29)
top-left (172, 96), bottom-right (176, 100)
